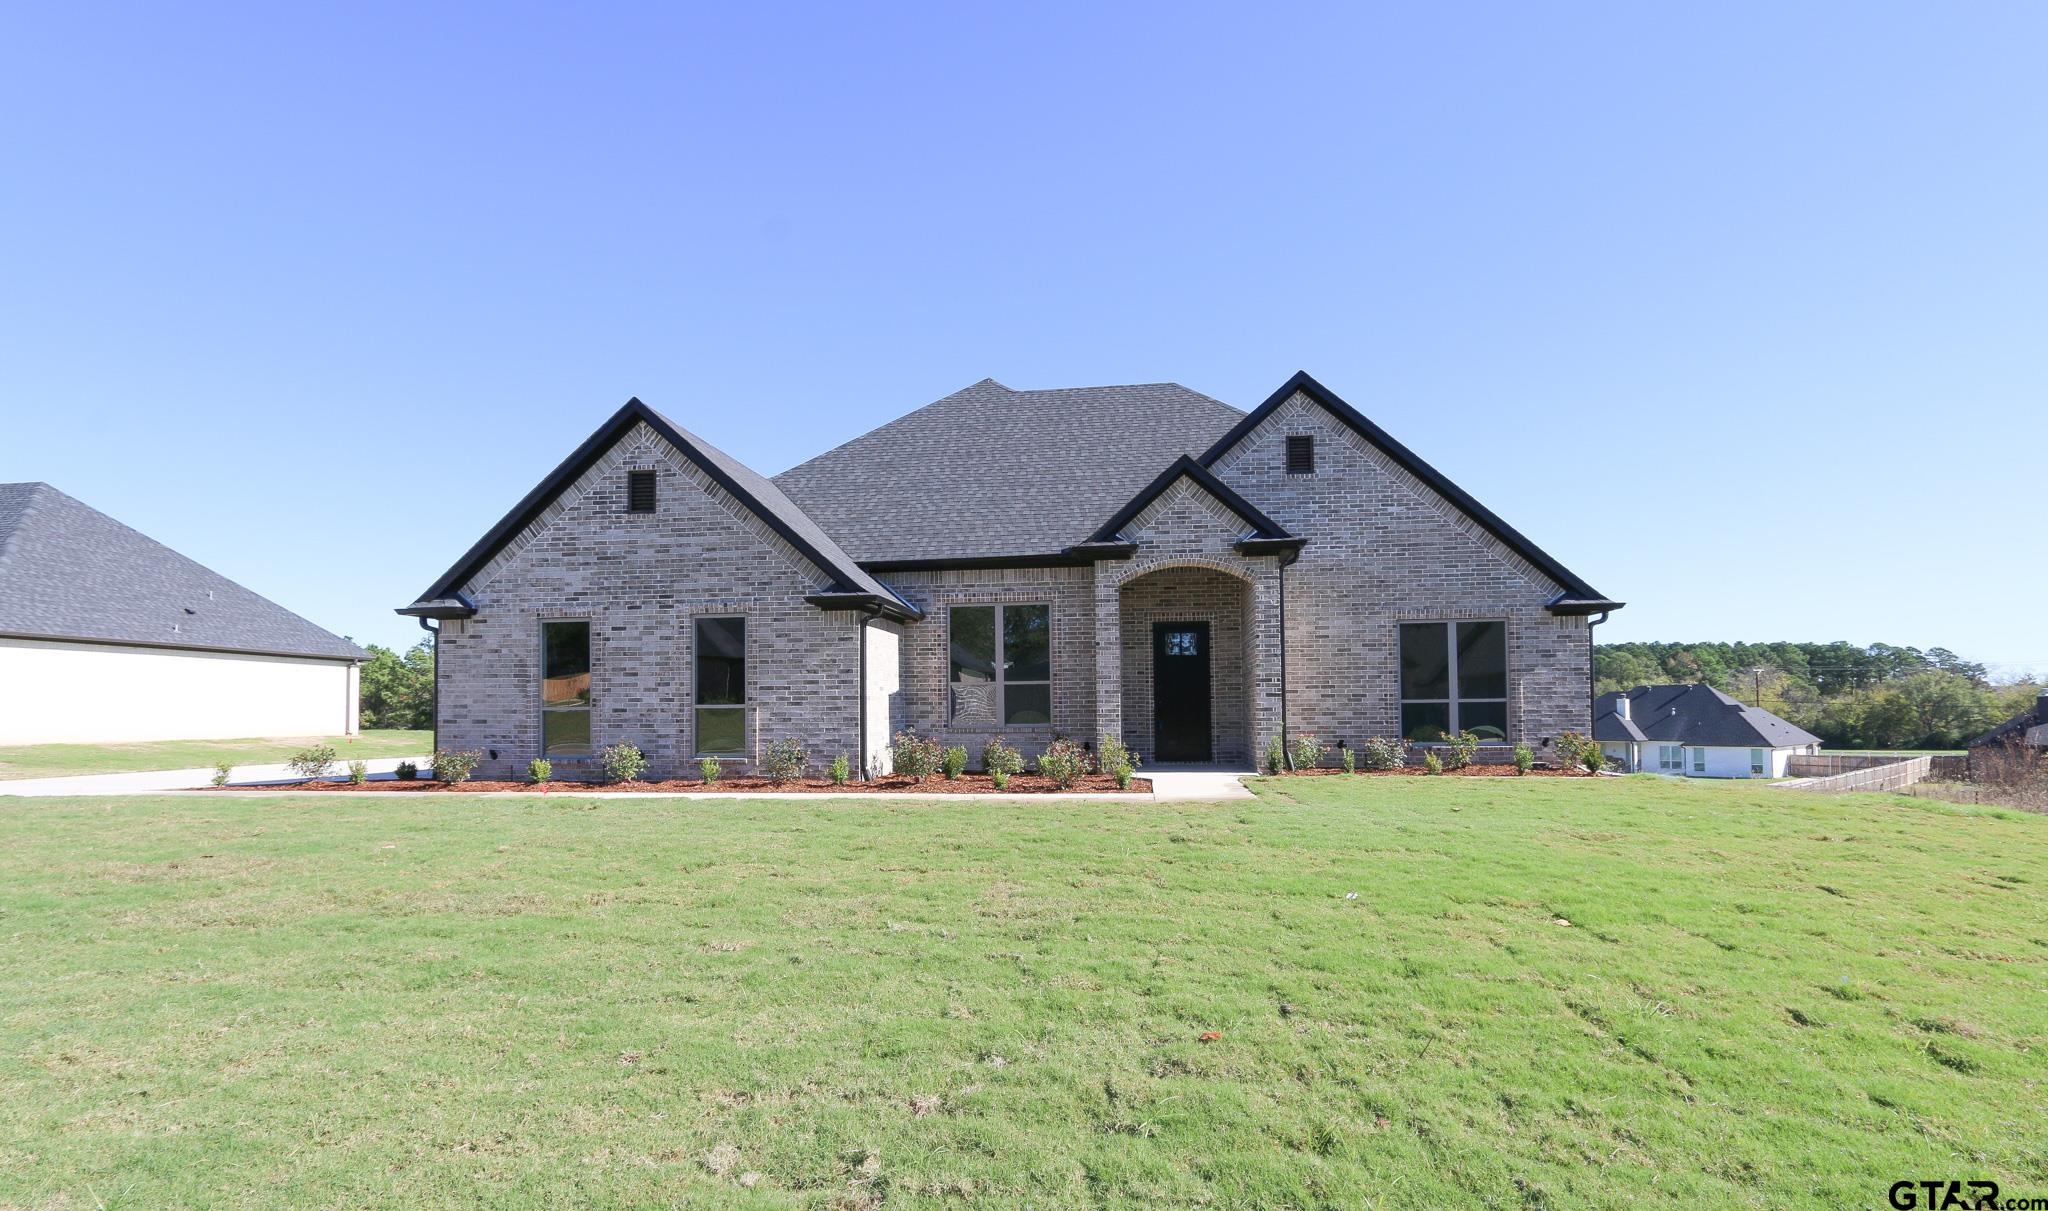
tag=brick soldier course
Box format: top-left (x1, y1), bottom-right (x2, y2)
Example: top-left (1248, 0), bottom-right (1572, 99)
top-left (402, 373), bottom-right (1621, 780)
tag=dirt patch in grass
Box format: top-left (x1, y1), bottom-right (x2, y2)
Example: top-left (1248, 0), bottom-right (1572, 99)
top-left (202, 773), bottom-right (1151, 794)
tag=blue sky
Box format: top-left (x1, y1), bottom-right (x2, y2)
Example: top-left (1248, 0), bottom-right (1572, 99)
top-left (3, 3), bottom-right (2043, 674)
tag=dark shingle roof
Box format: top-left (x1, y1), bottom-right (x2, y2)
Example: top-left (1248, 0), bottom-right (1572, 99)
top-left (1594, 684), bottom-right (1820, 749)
top-left (772, 380), bottom-right (1246, 563)
top-left (0, 482), bottom-right (365, 661)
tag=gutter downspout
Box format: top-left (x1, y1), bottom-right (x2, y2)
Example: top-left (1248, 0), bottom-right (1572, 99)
top-left (1585, 609), bottom-right (1610, 751)
top-left (418, 617), bottom-right (440, 759)
top-left (856, 602), bottom-right (883, 781)
top-left (1278, 549), bottom-right (1300, 771)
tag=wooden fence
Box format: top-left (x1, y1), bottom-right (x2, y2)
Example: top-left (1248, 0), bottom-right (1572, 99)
top-left (1782, 755), bottom-right (1933, 795)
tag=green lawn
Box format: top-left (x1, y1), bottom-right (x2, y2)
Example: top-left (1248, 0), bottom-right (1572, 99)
top-left (0, 730), bottom-right (429, 781)
top-left (2, 777), bottom-right (2043, 1207)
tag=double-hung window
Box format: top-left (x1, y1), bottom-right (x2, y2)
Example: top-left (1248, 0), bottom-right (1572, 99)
top-left (1692, 748), bottom-right (1707, 774)
top-left (1658, 745), bottom-right (1683, 772)
top-left (694, 617), bottom-right (747, 757)
top-left (541, 620), bottom-right (592, 756)
top-left (1750, 748), bottom-right (1768, 777)
top-left (1399, 620), bottom-right (1508, 742)
top-left (949, 604), bottom-right (1051, 725)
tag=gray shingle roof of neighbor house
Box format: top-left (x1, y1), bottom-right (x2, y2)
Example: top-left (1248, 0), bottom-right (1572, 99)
top-left (1594, 684), bottom-right (1822, 749)
top-left (772, 379), bottom-right (1249, 564)
top-left (402, 399), bottom-right (921, 622)
top-left (0, 482), bottom-right (366, 662)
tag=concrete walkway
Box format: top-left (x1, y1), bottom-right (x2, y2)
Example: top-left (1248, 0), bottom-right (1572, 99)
top-left (0, 755), bottom-right (429, 797)
top-left (0, 759), bottom-right (1258, 802)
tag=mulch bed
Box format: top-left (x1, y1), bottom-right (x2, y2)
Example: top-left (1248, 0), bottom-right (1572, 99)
top-left (202, 773), bottom-right (1151, 795)
top-left (1271, 766), bottom-right (1591, 778)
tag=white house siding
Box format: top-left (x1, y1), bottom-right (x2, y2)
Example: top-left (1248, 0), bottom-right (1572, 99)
top-left (0, 636), bottom-right (358, 744)
top-left (861, 619), bottom-right (901, 776)
top-left (1616, 743), bottom-right (1800, 779)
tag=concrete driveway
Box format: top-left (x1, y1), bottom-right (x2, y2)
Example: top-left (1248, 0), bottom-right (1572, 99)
top-left (0, 755), bottom-right (429, 797)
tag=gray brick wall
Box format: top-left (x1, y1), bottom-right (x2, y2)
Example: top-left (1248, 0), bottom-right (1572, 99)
top-left (435, 424), bottom-right (864, 780)
top-left (1118, 565), bottom-right (1252, 764)
top-left (1210, 391), bottom-right (1592, 760)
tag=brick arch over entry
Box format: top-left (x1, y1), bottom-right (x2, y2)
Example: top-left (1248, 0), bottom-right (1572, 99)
top-left (1117, 563), bottom-right (1256, 766)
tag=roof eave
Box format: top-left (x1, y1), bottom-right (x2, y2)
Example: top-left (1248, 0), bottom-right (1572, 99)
top-left (802, 591), bottom-right (923, 623)
top-left (395, 592), bottom-right (479, 621)
top-left (1546, 594), bottom-right (1626, 617)
top-left (1235, 536), bottom-right (1308, 557)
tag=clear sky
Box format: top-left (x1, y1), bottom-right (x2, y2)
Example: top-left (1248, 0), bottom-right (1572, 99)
top-left (3, 3), bottom-right (2043, 674)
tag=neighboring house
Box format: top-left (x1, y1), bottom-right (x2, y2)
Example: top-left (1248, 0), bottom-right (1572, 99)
top-left (1970, 692), bottom-right (2048, 751)
top-left (400, 373), bottom-right (1621, 778)
top-left (1595, 684), bottom-right (1820, 778)
top-left (0, 483), bottom-right (364, 745)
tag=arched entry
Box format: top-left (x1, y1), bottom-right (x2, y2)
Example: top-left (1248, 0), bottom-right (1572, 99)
top-left (1117, 563), bottom-right (1255, 765)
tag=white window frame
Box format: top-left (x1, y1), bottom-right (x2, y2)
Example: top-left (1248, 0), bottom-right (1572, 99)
top-left (1658, 745), bottom-right (1683, 772)
top-left (1751, 748), bottom-right (1768, 777)
top-left (692, 615), bottom-right (748, 759)
top-left (1398, 620), bottom-right (1510, 743)
top-left (948, 603), bottom-right (1052, 728)
top-left (1692, 748), bottom-right (1707, 775)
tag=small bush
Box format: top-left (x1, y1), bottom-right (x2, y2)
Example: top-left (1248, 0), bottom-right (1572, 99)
top-left (527, 757), bottom-right (552, 783)
top-left (829, 753), bottom-right (851, 785)
top-left (1290, 733), bottom-right (1326, 770)
top-left (433, 748), bottom-right (483, 784)
top-left (982, 739), bottom-right (1023, 790)
top-left (699, 756), bottom-right (722, 783)
top-left (1556, 731), bottom-right (1602, 774)
top-left (1036, 738), bottom-right (1092, 790)
top-left (892, 731), bottom-right (943, 781)
top-left (1513, 744), bottom-right (1535, 775)
top-left (761, 738), bottom-right (808, 784)
top-left (1097, 734), bottom-right (1140, 790)
top-left (286, 745), bottom-right (337, 779)
top-left (1423, 751), bottom-right (1444, 775)
top-left (1443, 730), bottom-right (1480, 771)
top-left (598, 742), bottom-right (647, 783)
top-left (941, 745), bottom-right (969, 781)
top-left (1264, 736), bottom-right (1286, 775)
top-left (1359, 737), bottom-right (1406, 771)
top-left (1339, 746), bottom-right (1356, 774)
top-left (394, 761), bottom-right (418, 781)
top-left (210, 761), bottom-right (234, 788)
top-left (347, 760), bottom-right (369, 785)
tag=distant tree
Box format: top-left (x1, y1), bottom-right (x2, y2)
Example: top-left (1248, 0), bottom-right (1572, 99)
top-left (359, 638), bottom-right (435, 730)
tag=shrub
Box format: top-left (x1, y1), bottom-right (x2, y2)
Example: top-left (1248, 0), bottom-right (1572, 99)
top-left (394, 761), bottom-right (418, 781)
top-left (1036, 738), bottom-right (1092, 789)
top-left (1264, 736), bottom-right (1286, 775)
top-left (1290, 733), bottom-right (1326, 770)
top-left (982, 739), bottom-right (1023, 790)
top-left (1097, 734), bottom-right (1140, 790)
top-left (527, 757), bottom-right (552, 783)
top-left (286, 745), bottom-right (337, 779)
top-left (1513, 744), bottom-right (1535, 775)
top-left (1556, 731), bottom-right (1602, 775)
top-left (1359, 737), bottom-right (1406, 771)
top-left (211, 761), bottom-right (234, 787)
top-left (596, 742), bottom-right (647, 783)
top-left (699, 756), bottom-right (722, 783)
top-left (941, 745), bottom-right (969, 781)
top-left (1423, 751), bottom-right (1444, 775)
top-left (1443, 730), bottom-right (1480, 771)
top-left (347, 760), bottom-right (369, 785)
top-left (433, 748), bottom-right (483, 784)
top-left (1339, 745), bottom-right (1356, 774)
top-left (828, 753), bottom-right (851, 785)
top-left (891, 731), bottom-right (943, 781)
top-left (761, 738), bottom-right (808, 784)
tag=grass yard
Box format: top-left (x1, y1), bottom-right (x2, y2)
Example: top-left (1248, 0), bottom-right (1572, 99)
top-left (0, 730), bottom-right (429, 781)
top-left (2, 777), bottom-right (2044, 1207)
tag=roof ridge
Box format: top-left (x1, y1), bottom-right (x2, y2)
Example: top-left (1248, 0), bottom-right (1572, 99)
top-left (0, 481), bottom-right (51, 578)
top-left (772, 378), bottom-right (1016, 483)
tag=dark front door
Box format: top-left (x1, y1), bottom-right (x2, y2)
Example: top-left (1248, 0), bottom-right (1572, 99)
top-left (1153, 621), bottom-right (1212, 762)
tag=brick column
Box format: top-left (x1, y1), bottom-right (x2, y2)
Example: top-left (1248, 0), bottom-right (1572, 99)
top-left (1093, 563), bottom-right (1122, 744)
top-left (1248, 560), bottom-right (1284, 762)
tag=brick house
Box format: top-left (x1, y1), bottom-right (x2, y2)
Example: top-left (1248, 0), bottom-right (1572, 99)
top-left (400, 372), bottom-right (1621, 778)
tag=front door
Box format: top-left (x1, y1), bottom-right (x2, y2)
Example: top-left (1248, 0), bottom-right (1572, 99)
top-left (1153, 621), bottom-right (1212, 762)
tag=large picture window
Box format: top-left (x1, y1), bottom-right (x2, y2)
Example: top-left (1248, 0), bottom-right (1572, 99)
top-left (1399, 620), bottom-right (1508, 742)
top-left (541, 620), bottom-right (592, 756)
top-left (949, 604), bottom-right (1051, 726)
top-left (694, 617), bottom-right (748, 757)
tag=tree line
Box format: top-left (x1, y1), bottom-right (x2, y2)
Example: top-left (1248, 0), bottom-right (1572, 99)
top-left (1595, 641), bottom-right (2042, 751)
top-left (357, 638), bottom-right (434, 731)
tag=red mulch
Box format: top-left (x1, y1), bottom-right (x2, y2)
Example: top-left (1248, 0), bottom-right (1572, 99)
top-left (1273, 766), bottom-right (1591, 778)
top-left (203, 773), bottom-right (1151, 794)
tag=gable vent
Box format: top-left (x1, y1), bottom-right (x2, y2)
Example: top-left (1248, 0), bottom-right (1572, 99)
top-left (626, 469), bottom-right (657, 514)
top-left (1285, 434), bottom-right (1315, 475)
